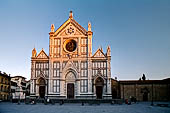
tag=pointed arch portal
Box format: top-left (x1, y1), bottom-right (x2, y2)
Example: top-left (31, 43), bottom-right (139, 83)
top-left (66, 71), bottom-right (76, 99)
top-left (95, 77), bottom-right (104, 99)
top-left (38, 77), bottom-right (45, 98)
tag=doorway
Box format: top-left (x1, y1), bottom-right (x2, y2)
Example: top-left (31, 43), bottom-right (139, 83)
top-left (67, 83), bottom-right (74, 99)
top-left (95, 77), bottom-right (104, 99)
top-left (96, 86), bottom-right (103, 99)
top-left (38, 77), bottom-right (45, 98)
top-left (143, 92), bottom-right (148, 101)
top-left (39, 86), bottom-right (45, 98)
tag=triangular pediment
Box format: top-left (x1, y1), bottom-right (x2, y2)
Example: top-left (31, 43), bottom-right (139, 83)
top-left (63, 60), bottom-right (78, 72)
top-left (36, 49), bottom-right (49, 59)
top-left (58, 28), bottom-right (82, 36)
top-left (92, 49), bottom-right (106, 58)
top-left (54, 18), bottom-right (88, 37)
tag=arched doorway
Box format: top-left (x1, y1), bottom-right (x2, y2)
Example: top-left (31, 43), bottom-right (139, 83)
top-left (67, 83), bottom-right (74, 99)
top-left (141, 87), bottom-right (149, 101)
top-left (38, 77), bottom-right (45, 98)
top-left (95, 77), bottom-right (104, 99)
top-left (66, 71), bottom-right (76, 99)
top-left (143, 92), bottom-right (148, 101)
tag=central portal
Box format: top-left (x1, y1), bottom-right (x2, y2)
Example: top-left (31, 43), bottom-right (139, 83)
top-left (67, 83), bottom-right (74, 99)
top-left (66, 71), bottom-right (76, 99)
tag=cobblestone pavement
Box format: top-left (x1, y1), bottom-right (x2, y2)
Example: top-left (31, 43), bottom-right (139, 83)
top-left (0, 102), bottom-right (170, 113)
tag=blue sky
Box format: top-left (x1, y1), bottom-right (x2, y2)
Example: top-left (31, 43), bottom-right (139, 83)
top-left (0, 0), bottom-right (170, 80)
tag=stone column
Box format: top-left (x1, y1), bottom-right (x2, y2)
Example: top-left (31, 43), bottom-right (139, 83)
top-left (36, 84), bottom-right (39, 96)
top-left (78, 37), bottom-right (81, 56)
top-left (88, 59), bottom-right (92, 94)
top-left (60, 80), bottom-right (64, 96)
top-left (61, 37), bottom-right (63, 57)
top-left (106, 58), bottom-right (112, 95)
top-left (77, 79), bottom-right (80, 96)
top-left (48, 59), bottom-right (53, 94)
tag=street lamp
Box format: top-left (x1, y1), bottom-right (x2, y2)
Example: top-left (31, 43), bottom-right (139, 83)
top-left (151, 83), bottom-right (153, 106)
top-left (18, 86), bottom-right (21, 105)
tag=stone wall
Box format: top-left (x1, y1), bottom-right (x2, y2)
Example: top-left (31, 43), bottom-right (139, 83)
top-left (111, 78), bottom-right (170, 101)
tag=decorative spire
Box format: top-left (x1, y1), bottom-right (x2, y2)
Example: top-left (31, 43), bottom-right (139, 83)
top-left (69, 11), bottom-right (73, 19)
top-left (100, 46), bottom-right (103, 52)
top-left (106, 45), bottom-right (111, 56)
top-left (32, 48), bottom-right (37, 58)
top-left (88, 21), bottom-right (91, 31)
top-left (51, 24), bottom-right (55, 32)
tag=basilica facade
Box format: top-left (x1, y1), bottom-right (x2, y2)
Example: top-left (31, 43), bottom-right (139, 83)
top-left (30, 11), bottom-right (112, 99)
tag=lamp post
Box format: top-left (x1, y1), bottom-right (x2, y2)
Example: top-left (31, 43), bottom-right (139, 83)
top-left (18, 86), bottom-right (21, 105)
top-left (151, 83), bottom-right (153, 106)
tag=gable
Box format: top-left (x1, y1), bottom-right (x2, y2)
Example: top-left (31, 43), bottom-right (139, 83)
top-left (62, 60), bottom-right (78, 73)
top-left (54, 18), bottom-right (87, 37)
top-left (92, 49), bottom-right (106, 58)
top-left (36, 50), bottom-right (49, 59)
top-left (59, 23), bottom-right (85, 37)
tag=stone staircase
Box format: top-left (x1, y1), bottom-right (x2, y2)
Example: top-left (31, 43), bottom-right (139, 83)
top-left (27, 98), bottom-right (123, 105)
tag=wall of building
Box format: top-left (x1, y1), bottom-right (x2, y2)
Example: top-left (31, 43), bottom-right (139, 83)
top-left (0, 72), bottom-right (10, 101)
top-left (113, 79), bottom-right (170, 102)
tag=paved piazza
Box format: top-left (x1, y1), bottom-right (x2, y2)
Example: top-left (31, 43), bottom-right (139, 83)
top-left (0, 102), bottom-right (170, 113)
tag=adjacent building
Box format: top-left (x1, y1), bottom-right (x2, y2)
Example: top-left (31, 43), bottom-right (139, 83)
top-left (0, 71), bottom-right (10, 101)
top-left (111, 77), bottom-right (170, 101)
top-left (30, 11), bottom-right (112, 99)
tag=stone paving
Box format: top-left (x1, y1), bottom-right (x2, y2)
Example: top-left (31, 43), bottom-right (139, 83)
top-left (0, 102), bottom-right (170, 113)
